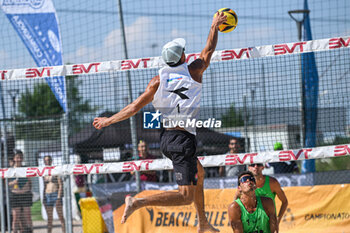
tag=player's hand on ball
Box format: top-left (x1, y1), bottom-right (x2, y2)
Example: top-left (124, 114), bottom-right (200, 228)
top-left (93, 117), bottom-right (109, 130)
top-left (212, 11), bottom-right (227, 30)
top-left (214, 8), bottom-right (238, 33)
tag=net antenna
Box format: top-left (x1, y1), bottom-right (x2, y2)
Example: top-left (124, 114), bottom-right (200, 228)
top-left (288, 10), bottom-right (310, 41)
top-left (288, 9), bottom-right (310, 149)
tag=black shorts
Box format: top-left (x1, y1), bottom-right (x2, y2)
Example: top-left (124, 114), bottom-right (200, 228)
top-left (10, 192), bottom-right (33, 208)
top-left (160, 130), bottom-right (198, 185)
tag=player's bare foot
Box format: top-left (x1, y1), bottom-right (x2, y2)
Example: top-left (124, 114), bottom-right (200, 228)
top-left (198, 223), bottom-right (220, 233)
top-left (121, 195), bottom-right (138, 224)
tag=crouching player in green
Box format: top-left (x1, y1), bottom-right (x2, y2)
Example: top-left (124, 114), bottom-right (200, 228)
top-left (228, 171), bottom-right (278, 233)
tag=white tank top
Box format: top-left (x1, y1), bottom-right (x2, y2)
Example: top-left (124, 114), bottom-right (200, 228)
top-left (152, 63), bottom-right (202, 135)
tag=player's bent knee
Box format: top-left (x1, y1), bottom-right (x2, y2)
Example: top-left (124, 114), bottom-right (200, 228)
top-left (182, 191), bottom-right (194, 204)
top-left (182, 194), bottom-right (194, 205)
top-left (179, 187), bottom-right (195, 204)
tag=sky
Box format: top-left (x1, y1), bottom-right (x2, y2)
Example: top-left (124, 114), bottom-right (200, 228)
top-left (0, 0), bottom-right (349, 133)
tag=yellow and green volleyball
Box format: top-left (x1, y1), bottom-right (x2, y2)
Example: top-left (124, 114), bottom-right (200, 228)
top-left (214, 8), bottom-right (238, 33)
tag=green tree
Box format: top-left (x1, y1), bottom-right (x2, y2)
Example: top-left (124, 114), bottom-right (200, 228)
top-left (65, 76), bottom-right (97, 134)
top-left (18, 83), bottom-right (63, 117)
top-left (17, 76), bottom-right (96, 139)
top-left (221, 104), bottom-right (245, 127)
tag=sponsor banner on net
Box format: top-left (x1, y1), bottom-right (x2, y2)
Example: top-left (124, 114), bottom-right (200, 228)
top-left (1, 36), bottom-right (349, 80)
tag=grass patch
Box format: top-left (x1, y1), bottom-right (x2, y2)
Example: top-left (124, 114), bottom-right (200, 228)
top-left (31, 200), bottom-right (43, 221)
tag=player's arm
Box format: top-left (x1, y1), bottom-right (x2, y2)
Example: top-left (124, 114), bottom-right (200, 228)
top-left (228, 202), bottom-right (244, 233)
top-left (188, 12), bottom-right (227, 82)
top-left (270, 177), bottom-right (288, 225)
top-left (57, 177), bottom-right (63, 199)
top-left (199, 11), bottom-right (226, 69)
top-left (93, 75), bottom-right (160, 129)
top-left (261, 197), bottom-right (278, 233)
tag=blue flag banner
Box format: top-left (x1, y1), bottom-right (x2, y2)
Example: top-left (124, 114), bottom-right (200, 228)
top-left (1, 0), bottom-right (67, 112)
top-left (301, 0), bottom-right (318, 173)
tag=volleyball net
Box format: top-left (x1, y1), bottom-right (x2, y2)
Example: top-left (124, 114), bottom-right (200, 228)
top-left (0, 35), bottom-right (349, 177)
top-left (0, 35), bottom-right (349, 233)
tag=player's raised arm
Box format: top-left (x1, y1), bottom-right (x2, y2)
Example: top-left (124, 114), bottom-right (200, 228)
top-left (188, 12), bottom-right (226, 83)
top-left (261, 197), bottom-right (278, 233)
top-left (200, 12), bottom-right (227, 70)
top-left (270, 177), bottom-right (288, 225)
top-left (93, 75), bottom-right (160, 129)
top-left (228, 202), bottom-right (244, 233)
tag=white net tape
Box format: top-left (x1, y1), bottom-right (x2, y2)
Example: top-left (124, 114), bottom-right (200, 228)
top-left (1, 144), bottom-right (349, 178)
top-left (0, 36), bottom-right (349, 80)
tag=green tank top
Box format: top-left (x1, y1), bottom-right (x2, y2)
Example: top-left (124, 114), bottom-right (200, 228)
top-left (235, 196), bottom-right (271, 233)
top-left (255, 176), bottom-right (276, 207)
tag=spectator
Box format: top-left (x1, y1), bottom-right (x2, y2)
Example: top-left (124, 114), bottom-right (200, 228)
top-left (219, 138), bottom-right (245, 177)
top-left (8, 150), bottom-right (33, 233)
top-left (9, 158), bottom-right (14, 167)
top-left (43, 155), bottom-right (65, 233)
top-left (2, 159), bottom-right (12, 231)
top-left (131, 140), bottom-right (158, 182)
top-left (270, 142), bottom-right (299, 174)
top-left (74, 175), bottom-right (86, 192)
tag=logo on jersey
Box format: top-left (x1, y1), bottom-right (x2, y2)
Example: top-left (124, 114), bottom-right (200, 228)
top-left (166, 76), bottom-right (183, 83)
top-left (168, 87), bottom-right (189, 99)
top-left (143, 110), bottom-right (161, 129)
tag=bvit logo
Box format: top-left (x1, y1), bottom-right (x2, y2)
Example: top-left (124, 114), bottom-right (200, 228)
top-left (143, 110), bottom-right (161, 129)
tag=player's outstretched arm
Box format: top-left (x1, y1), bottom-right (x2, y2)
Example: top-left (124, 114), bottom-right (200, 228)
top-left (200, 12), bottom-right (227, 69)
top-left (261, 197), bottom-right (278, 233)
top-left (270, 177), bottom-right (288, 225)
top-left (188, 11), bottom-right (227, 83)
top-left (93, 76), bottom-right (160, 129)
top-left (228, 202), bottom-right (244, 233)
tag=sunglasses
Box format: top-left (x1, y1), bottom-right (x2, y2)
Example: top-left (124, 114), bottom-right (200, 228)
top-left (239, 175), bottom-right (256, 184)
top-left (248, 163), bottom-right (263, 167)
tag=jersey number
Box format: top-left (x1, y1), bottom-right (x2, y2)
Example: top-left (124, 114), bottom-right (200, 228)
top-left (169, 87), bottom-right (190, 114)
top-left (176, 104), bottom-right (180, 113)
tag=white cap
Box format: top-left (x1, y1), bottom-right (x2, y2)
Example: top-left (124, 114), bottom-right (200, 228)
top-left (161, 38), bottom-right (186, 65)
